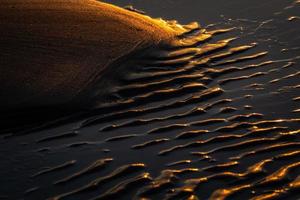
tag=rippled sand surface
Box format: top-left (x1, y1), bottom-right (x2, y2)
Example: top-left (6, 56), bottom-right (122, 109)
top-left (1, 0), bottom-right (300, 199)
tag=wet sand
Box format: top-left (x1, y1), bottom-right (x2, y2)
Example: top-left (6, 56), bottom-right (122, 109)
top-left (1, 0), bottom-right (300, 199)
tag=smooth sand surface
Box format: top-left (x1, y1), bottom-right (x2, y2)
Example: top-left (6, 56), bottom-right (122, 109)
top-left (0, 0), bottom-right (178, 110)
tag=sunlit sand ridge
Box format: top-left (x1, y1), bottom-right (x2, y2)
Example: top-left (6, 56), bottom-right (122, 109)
top-left (0, 0), bottom-right (300, 200)
top-left (0, 0), bottom-right (180, 110)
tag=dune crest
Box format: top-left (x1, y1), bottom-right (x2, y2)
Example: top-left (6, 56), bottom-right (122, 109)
top-left (0, 0), bottom-right (181, 110)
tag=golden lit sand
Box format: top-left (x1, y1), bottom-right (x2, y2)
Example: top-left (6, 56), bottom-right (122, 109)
top-left (0, 0), bottom-right (178, 110)
top-left (1, 1), bottom-right (300, 199)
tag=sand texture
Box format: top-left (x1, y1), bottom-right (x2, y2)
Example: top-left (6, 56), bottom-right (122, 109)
top-left (0, 0), bottom-right (300, 199)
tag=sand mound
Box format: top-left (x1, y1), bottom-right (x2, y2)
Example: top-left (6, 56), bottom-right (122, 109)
top-left (0, 0), bottom-right (178, 110)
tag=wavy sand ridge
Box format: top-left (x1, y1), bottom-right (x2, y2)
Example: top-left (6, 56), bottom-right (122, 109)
top-left (0, 0), bottom-right (300, 200)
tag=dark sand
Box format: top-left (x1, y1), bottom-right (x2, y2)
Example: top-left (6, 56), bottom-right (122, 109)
top-left (1, 0), bottom-right (300, 199)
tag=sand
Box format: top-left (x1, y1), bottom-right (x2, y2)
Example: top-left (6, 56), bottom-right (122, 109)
top-left (0, 0), bottom-right (178, 110)
top-left (0, 0), bottom-right (300, 199)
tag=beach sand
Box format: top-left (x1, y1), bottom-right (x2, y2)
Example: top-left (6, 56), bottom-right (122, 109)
top-left (0, 0), bottom-right (300, 199)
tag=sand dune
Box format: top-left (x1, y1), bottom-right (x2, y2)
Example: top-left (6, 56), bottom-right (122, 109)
top-left (0, 0), bottom-right (178, 110)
